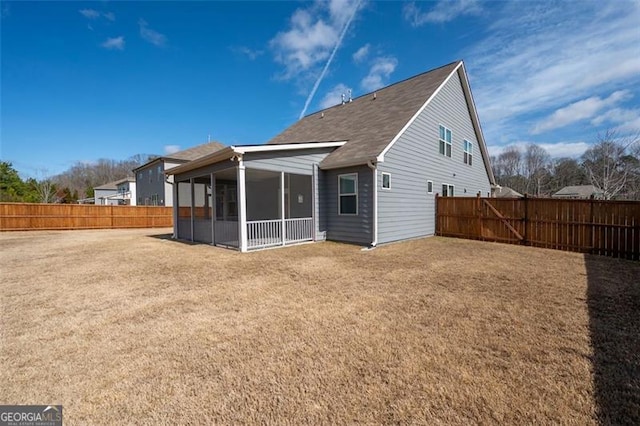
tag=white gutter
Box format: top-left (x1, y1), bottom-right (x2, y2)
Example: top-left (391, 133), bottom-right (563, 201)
top-left (367, 160), bottom-right (378, 247)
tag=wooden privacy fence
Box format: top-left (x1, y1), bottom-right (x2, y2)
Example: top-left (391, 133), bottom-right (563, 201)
top-left (436, 195), bottom-right (640, 260)
top-left (0, 203), bottom-right (173, 231)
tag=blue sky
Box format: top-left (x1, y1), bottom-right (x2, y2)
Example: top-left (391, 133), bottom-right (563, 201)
top-left (2, 0), bottom-right (639, 178)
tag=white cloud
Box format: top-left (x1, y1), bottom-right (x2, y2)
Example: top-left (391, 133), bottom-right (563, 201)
top-left (592, 106), bottom-right (640, 133)
top-left (164, 145), bottom-right (181, 155)
top-left (352, 43), bottom-right (370, 63)
top-left (403, 0), bottom-right (482, 26)
top-left (232, 46), bottom-right (264, 60)
top-left (537, 141), bottom-right (591, 158)
top-left (79, 9), bottom-right (114, 21)
top-left (270, 0), bottom-right (361, 80)
top-left (101, 36), bottom-right (125, 51)
top-left (466, 1), bottom-right (640, 145)
top-left (79, 9), bottom-right (100, 19)
top-left (488, 141), bottom-right (590, 159)
top-left (361, 56), bottom-right (398, 92)
top-left (319, 83), bottom-right (352, 109)
top-left (139, 19), bottom-right (167, 47)
top-left (532, 90), bottom-right (631, 134)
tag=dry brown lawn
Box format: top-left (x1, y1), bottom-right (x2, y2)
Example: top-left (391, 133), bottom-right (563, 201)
top-left (1, 229), bottom-right (638, 424)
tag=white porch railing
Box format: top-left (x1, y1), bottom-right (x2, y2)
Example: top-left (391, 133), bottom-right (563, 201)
top-left (246, 217), bottom-right (313, 249)
top-left (285, 218), bottom-right (313, 243)
top-left (247, 219), bottom-right (282, 249)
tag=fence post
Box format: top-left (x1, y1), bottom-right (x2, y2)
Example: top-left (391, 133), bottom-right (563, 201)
top-left (435, 194), bottom-right (440, 236)
top-left (589, 194), bottom-right (595, 255)
top-left (523, 194), bottom-right (528, 246)
top-left (476, 192), bottom-right (482, 240)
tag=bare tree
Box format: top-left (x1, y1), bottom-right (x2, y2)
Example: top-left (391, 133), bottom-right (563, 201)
top-left (524, 144), bottom-right (550, 196)
top-left (582, 130), bottom-right (639, 200)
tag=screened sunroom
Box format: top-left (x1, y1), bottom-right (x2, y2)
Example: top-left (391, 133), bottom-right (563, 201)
top-left (169, 142), bottom-right (344, 251)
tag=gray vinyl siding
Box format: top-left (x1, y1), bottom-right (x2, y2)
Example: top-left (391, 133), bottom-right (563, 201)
top-left (136, 160), bottom-right (171, 206)
top-left (378, 71), bottom-right (492, 244)
top-left (243, 148), bottom-right (334, 175)
top-left (323, 165), bottom-right (373, 245)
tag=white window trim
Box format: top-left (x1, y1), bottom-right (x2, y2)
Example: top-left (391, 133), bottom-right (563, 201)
top-left (463, 139), bottom-right (473, 166)
top-left (442, 183), bottom-right (455, 197)
top-left (338, 173), bottom-right (358, 216)
top-left (427, 180), bottom-right (433, 194)
top-left (381, 172), bottom-right (391, 190)
top-left (439, 124), bottom-right (452, 158)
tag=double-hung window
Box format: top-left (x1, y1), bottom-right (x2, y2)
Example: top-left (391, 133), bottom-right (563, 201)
top-left (338, 173), bottom-right (358, 215)
top-left (442, 184), bottom-right (455, 197)
top-left (463, 140), bottom-right (473, 165)
top-left (439, 125), bottom-right (452, 157)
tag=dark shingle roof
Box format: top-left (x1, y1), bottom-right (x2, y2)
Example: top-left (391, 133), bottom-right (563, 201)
top-left (165, 141), bottom-right (226, 162)
top-left (268, 61), bottom-right (460, 169)
top-left (133, 141), bottom-right (225, 172)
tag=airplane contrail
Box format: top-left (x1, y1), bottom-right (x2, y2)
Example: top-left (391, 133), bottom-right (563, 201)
top-left (299, 1), bottom-right (361, 120)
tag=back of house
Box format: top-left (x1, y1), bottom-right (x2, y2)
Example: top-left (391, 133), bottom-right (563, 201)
top-left (167, 60), bottom-right (495, 251)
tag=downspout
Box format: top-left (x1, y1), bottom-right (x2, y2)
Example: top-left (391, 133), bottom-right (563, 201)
top-left (367, 159), bottom-right (378, 247)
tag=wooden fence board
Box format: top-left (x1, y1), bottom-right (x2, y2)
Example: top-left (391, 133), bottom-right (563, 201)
top-left (0, 203), bottom-right (172, 231)
top-left (436, 195), bottom-right (640, 260)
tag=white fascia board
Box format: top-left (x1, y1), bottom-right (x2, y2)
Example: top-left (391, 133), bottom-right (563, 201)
top-left (165, 147), bottom-right (235, 175)
top-left (458, 62), bottom-right (497, 185)
top-left (233, 141), bottom-right (346, 154)
top-left (166, 142), bottom-right (346, 176)
top-left (376, 61), bottom-right (463, 163)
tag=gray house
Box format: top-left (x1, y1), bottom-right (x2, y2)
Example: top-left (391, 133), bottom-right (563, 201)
top-left (133, 141), bottom-right (224, 206)
top-left (167, 60), bottom-right (496, 251)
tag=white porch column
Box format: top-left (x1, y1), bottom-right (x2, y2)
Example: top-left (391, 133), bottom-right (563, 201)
top-left (312, 164), bottom-right (318, 242)
top-left (190, 177), bottom-right (195, 242)
top-left (172, 180), bottom-right (178, 239)
top-left (281, 171), bottom-right (286, 246)
top-left (237, 162), bottom-right (248, 252)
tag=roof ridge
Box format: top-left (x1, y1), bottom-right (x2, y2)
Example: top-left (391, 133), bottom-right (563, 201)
top-left (303, 60), bottom-right (462, 119)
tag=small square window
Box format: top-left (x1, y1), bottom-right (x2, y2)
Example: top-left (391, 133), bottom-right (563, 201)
top-left (382, 172), bottom-right (391, 189)
top-left (427, 180), bottom-right (433, 194)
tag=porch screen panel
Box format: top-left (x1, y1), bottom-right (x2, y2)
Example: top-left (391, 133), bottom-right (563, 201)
top-left (177, 181), bottom-right (192, 240)
top-left (287, 174), bottom-right (312, 219)
top-left (193, 175), bottom-right (212, 243)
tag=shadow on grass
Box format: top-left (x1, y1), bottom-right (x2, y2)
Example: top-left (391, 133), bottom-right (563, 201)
top-left (146, 233), bottom-right (201, 246)
top-left (586, 254), bottom-right (640, 423)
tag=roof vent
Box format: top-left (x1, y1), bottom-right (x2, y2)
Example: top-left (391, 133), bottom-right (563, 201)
top-left (321, 112), bottom-right (324, 118)
top-left (341, 93), bottom-right (346, 105)
top-left (348, 89), bottom-right (352, 103)
top-left (373, 92), bottom-right (377, 100)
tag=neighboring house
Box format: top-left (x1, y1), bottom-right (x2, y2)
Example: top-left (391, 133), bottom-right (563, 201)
top-left (133, 142), bottom-right (225, 206)
top-left (494, 186), bottom-right (523, 198)
top-left (553, 185), bottom-right (604, 199)
top-left (94, 181), bottom-right (119, 205)
top-left (166, 60), bottom-right (496, 251)
top-left (116, 178), bottom-right (137, 205)
top-left (94, 178), bottom-right (137, 205)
